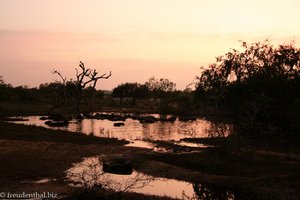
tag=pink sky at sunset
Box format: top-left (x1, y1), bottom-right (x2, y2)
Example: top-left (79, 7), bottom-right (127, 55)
top-left (0, 0), bottom-right (299, 90)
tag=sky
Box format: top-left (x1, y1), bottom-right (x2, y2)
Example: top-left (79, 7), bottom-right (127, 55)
top-left (0, 0), bottom-right (300, 90)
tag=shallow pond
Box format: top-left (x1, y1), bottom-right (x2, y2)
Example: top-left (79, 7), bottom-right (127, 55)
top-left (13, 113), bottom-right (230, 152)
top-left (12, 113), bottom-right (231, 150)
top-left (66, 156), bottom-right (235, 199)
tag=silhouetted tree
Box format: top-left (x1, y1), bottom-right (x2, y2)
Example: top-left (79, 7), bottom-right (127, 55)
top-left (133, 84), bottom-right (149, 103)
top-left (112, 83), bottom-right (148, 106)
top-left (39, 83), bottom-right (61, 105)
top-left (195, 40), bottom-right (300, 136)
top-left (145, 77), bottom-right (176, 113)
top-left (145, 77), bottom-right (176, 95)
top-left (52, 61), bottom-right (111, 113)
top-left (112, 84), bottom-right (125, 106)
top-left (52, 70), bottom-right (68, 107)
top-left (74, 61), bottom-right (111, 113)
top-left (0, 76), bottom-right (11, 102)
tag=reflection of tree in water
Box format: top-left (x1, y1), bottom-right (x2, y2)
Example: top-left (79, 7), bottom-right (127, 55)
top-left (183, 183), bottom-right (234, 200)
top-left (67, 157), bottom-right (235, 199)
top-left (66, 157), bottom-right (155, 192)
top-left (207, 122), bottom-right (232, 138)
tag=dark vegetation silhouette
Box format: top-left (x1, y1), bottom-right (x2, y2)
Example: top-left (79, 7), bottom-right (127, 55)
top-left (112, 82), bottom-right (148, 106)
top-left (0, 76), bottom-right (4, 84)
top-left (110, 77), bottom-right (194, 115)
top-left (145, 77), bottom-right (176, 113)
top-left (194, 40), bottom-right (300, 139)
top-left (0, 78), bottom-right (42, 107)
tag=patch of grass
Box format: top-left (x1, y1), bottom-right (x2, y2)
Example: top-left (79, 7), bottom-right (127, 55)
top-left (0, 122), bottom-right (128, 145)
top-left (147, 147), bottom-right (298, 177)
top-left (0, 103), bottom-right (52, 116)
top-left (182, 134), bottom-right (300, 154)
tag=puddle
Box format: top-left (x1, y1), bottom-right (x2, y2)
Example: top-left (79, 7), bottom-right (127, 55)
top-left (66, 156), bottom-right (235, 199)
top-left (125, 140), bottom-right (168, 153)
top-left (125, 140), bottom-right (155, 148)
top-left (143, 139), bottom-right (208, 152)
top-left (32, 178), bottom-right (56, 184)
top-left (175, 141), bottom-right (209, 148)
top-left (66, 156), bottom-right (193, 198)
top-left (4, 117), bottom-right (29, 121)
top-left (125, 140), bottom-right (203, 153)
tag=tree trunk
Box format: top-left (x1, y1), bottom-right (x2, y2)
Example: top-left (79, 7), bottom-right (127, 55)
top-left (90, 89), bottom-right (95, 112)
top-left (76, 87), bottom-right (82, 113)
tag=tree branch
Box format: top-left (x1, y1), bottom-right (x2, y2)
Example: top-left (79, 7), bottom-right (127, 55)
top-left (52, 70), bottom-right (67, 84)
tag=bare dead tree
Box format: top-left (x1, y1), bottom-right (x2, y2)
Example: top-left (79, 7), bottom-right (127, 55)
top-left (51, 61), bottom-right (111, 114)
top-left (75, 61), bottom-right (111, 113)
top-left (47, 70), bottom-right (69, 115)
top-left (53, 70), bottom-right (67, 84)
top-left (52, 70), bottom-right (67, 105)
top-left (88, 69), bottom-right (111, 111)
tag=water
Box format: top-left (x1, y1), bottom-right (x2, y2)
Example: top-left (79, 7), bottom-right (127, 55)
top-left (12, 113), bottom-right (231, 150)
top-left (66, 156), bottom-right (235, 199)
top-left (32, 178), bottom-right (55, 184)
top-left (15, 116), bottom-right (212, 140)
top-left (125, 140), bottom-right (168, 152)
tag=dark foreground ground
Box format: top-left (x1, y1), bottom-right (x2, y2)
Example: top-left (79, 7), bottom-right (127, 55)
top-left (0, 121), bottom-right (299, 200)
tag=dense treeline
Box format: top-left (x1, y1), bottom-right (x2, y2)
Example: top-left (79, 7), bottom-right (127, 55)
top-left (0, 82), bottom-right (40, 104)
top-left (0, 79), bottom-right (104, 106)
top-left (194, 40), bottom-right (300, 137)
top-left (0, 75), bottom-right (193, 115)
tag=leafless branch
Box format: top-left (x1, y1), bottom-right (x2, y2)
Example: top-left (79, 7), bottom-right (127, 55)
top-left (52, 69), bottom-right (67, 84)
top-left (66, 157), bottom-right (155, 192)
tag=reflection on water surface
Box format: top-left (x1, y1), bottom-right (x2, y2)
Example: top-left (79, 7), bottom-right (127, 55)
top-left (66, 156), bottom-right (235, 199)
top-left (13, 114), bottom-right (221, 139)
top-left (13, 113), bottom-right (231, 150)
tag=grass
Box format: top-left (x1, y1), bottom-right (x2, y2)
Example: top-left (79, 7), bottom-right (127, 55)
top-left (0, 102), bottom-right (52, 116)
top-left (0, 121), bottom-right (128, 145)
